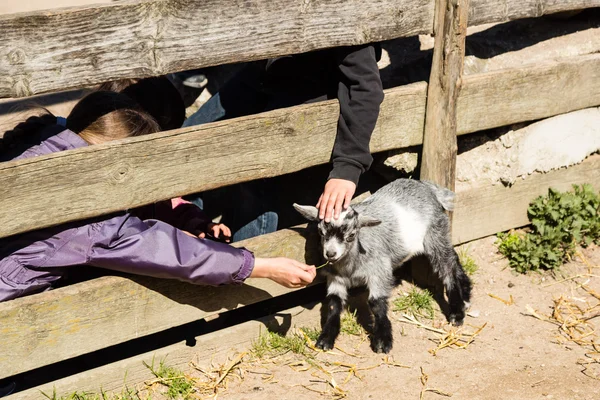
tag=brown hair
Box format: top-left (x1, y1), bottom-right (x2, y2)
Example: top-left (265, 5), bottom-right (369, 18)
top-left (1, 112), bottom-right (61, 161)
top-left (98, 76), bottom-right (185, 131)
top-left (1, 91), bottom-right (160, 160)
top-left (66, 91), bottom-right (161, 144)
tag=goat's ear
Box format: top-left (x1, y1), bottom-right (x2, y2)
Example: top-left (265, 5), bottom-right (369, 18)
top-left (293, 203), bottom-right (320, 221)
top-left (358, 214), bottom-right (381, 228)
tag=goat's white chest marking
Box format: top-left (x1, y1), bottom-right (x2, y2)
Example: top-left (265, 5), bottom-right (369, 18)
top-left (392, 203), bottom-right (427, 254)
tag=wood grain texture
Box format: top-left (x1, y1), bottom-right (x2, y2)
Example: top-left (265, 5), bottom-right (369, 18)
top-left (4, 155), bottom-right (599, 381)
top-left (452, 155), bottom-right (600, 244)
top-left (0, 83), bottom-right (428, 239)
top-left (14, 304), bottom-right (323, 400)
top-left (2, 54), bottom-right (600, 239)
top-left (420, 0), bottom-right (469, 191)
top-left (457, 53), bottom-right (600, 135)
top-left (2, 0), bottom-right (599, 98)
top-left (0, 0), bottom-right (434, 98)
top-left (468, 0), bottom-right (600, 26)
top-left (0, 225), bottom-right (323, 379)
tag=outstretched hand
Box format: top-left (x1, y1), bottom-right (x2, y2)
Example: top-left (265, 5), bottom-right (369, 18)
top-left (252, 257), bottom-right (316, 288)
top-left (317, 179), bottom-right (356, 222)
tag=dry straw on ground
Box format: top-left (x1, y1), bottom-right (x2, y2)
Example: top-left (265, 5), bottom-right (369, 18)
top-left (397, 314), bottom-right (487, 356)
top-left (525, 255), bottom-right (600, 382)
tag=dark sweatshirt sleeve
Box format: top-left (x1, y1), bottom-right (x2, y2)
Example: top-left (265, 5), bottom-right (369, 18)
top-left (329, 45), bottom-right (384, 185)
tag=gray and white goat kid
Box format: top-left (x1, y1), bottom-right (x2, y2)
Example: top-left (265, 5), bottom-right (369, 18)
top-left (294, 179), bottom-right (472, 353)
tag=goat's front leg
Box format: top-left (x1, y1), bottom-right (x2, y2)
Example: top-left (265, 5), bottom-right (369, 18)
top-left (367, 275), bottom-right (394, 353)
top-left (317, 277), bottom-right (347, 351)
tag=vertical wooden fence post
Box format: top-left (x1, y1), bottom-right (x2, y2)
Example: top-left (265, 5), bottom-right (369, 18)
top-left (420, 0), bottom-right (469, 194)
top-left (412, 0), bottom-right (469, 290)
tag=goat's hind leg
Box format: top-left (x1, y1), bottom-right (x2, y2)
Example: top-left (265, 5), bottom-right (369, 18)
top-left (425, 234), bottom-right (472, 326)
top-left (446, 250), bottom-right (472, 325)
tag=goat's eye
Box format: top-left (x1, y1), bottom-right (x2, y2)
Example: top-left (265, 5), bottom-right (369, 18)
top-left (346, 234), bottom-right (356, 242)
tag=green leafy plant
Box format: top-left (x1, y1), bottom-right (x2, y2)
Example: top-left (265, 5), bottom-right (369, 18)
top-left (497, 184), bottom-right (600, 273)
top-left (392, 287), bottom-right (435, 319)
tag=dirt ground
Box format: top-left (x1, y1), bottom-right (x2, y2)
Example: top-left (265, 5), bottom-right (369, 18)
top-left (140, 236), bottom-right (600, 400)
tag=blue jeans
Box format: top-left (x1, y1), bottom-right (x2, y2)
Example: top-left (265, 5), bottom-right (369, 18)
top-left (185, 89), bottom-right (277, 242)
top-left (189, 182), bottom-right (278, 243)
top-left (183, 62), bottom-right (330, 241)
top-left (183, 92), bottom-right (226, 127)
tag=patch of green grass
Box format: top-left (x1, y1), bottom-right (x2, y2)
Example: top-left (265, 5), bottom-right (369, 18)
top-left (497, 184), bottom-right (600, 274)
top-left (300, 326), bottom-right (321, 342)
top-left (392, 287), bottom-right (435, 319)
top-left (340, 310), bottom-right (364, 336)
top-left (42, 387), bottom-right (143, 400)
top-left (458, 247), bottom-right (479, 277)
top-left (143, 358), bottom-right (195, 399)
top-left (251, 330), bottom-right (309, 358)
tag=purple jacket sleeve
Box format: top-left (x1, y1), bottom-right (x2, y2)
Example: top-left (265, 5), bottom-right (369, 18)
top-left (21, 214), bottom-right (254, 286)
top-left (87, 214), bottom-right (254, 285)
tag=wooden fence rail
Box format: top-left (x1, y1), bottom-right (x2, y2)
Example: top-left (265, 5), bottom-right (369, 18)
top-left (2, 154), bottom-right (600, 380)
top-left (1, 0), bottom-right (599, 98)
top-left (2, 53), bottom-right (599, 239)
top-left (1, 0), bottom-right (600, 394)
top-left (0, 227), bottom-right (321, 379)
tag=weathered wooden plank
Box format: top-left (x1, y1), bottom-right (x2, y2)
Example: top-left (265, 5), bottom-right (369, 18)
top-left (0, 225), bottom-right (322, 380)
top-left (452, 155), bottom-right (600, 244)
top-left (12, 304), bottom-right (324, 400)
top-left (2, 0), bottom-right (599, 98)
top-left (2, 53), bottom-right (600, 240)
top-left (0, 0), bottom-right (434, 98)
top-left (457, 53), bottom-right (600, 135)
top-left (0, 83), bottom-right (428, 239)
top-left (420, 0), bottom-right (469, 191)
top-left (468, 0), bottom-right (600, 26)
top-left (4, 155), bottom-right (599, 381)
top-left (0, 0), bottom-right (111, 15)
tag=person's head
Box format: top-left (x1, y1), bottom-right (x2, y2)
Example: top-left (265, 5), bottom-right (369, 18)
top-left (98, 76), bottom-right (185, 131)
top-left (66, 90), bottom-right (161, 144)
top-left (1, 91), bottom-right (160, 160)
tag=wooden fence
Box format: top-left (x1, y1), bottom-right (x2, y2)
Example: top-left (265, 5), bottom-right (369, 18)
top-left (1, 0), bottom-right (600, 397)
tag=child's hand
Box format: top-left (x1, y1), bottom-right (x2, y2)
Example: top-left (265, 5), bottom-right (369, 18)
top-left (252, 257), bottom-right (316, 288)
top-left (200, 222), bottom-right (232, 243)
top-left (317, 179), bottom-right (356, 222)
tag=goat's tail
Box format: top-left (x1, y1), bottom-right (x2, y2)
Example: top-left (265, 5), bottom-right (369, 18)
top-left (422, 181), bottom-right (455, 211)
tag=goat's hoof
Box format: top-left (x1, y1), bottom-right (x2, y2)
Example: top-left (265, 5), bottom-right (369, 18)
top-left (369, 335), bottom-right (393, 354)
top-left (449, 314), bottom-right (464, 326)
top-left (315, 336), bottom-right (335, 351)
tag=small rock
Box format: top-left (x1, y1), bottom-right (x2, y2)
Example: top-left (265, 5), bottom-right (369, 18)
top-left (508, 282), bottom-right (515, 288)
top-left (467, 309), bottom-right (481, 318)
